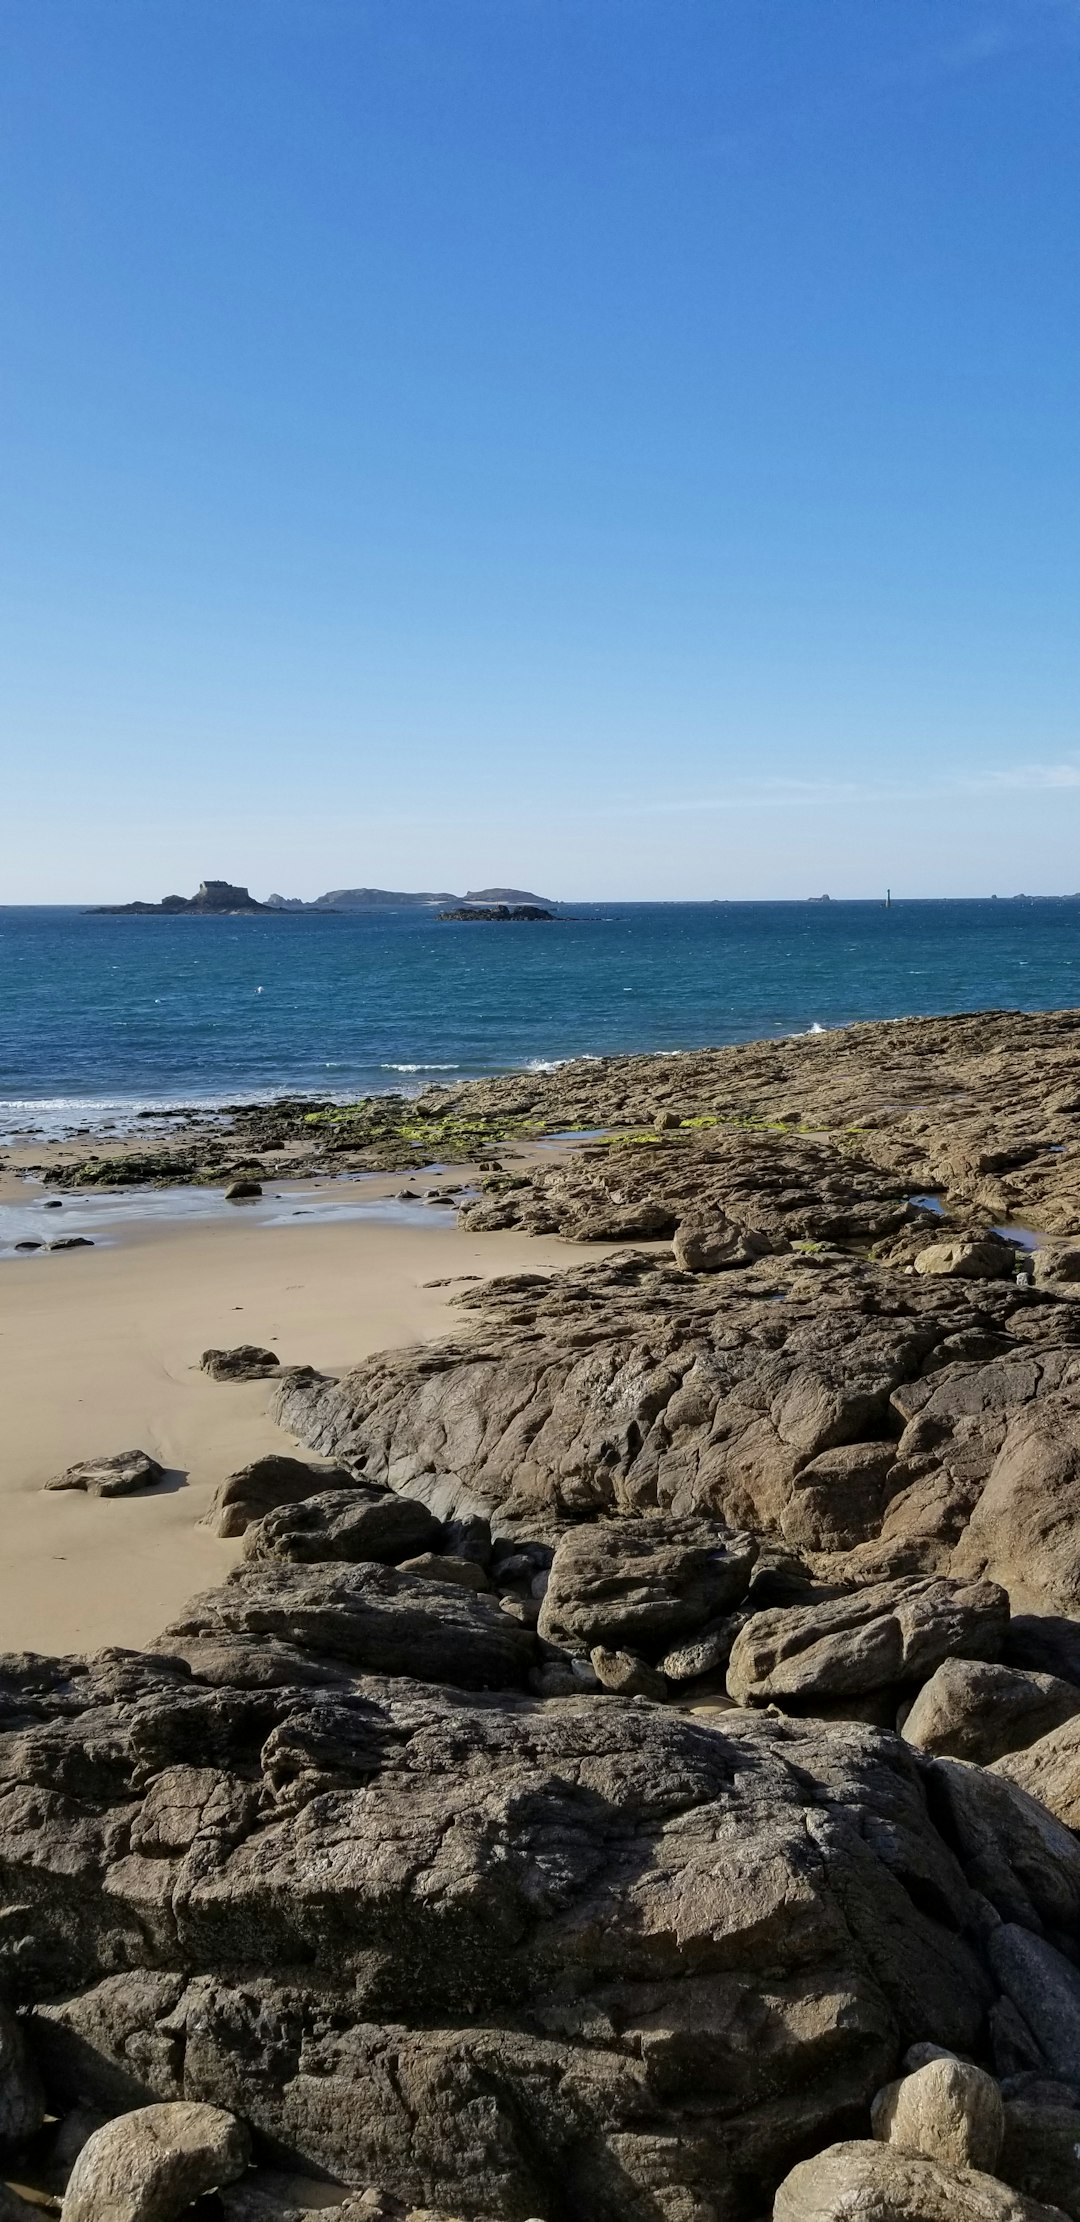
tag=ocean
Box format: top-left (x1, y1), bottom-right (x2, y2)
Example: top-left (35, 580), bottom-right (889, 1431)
top-left (3, 899), bottom-right (1080, 1140)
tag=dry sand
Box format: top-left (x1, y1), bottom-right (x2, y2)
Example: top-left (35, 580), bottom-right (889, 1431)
top-left (0, 1175), bottom-right (614, 1656)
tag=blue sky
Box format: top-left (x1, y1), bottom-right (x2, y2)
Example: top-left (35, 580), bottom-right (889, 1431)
top-left (3, 0), bottom-right (1080, 900)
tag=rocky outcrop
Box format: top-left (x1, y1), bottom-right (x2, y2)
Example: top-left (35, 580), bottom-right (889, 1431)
top-left (45, 1452), bottom-right (164, 1498)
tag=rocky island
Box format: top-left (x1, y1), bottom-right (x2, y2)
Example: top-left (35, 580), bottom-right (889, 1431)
top-left (13, 1009), bottom-right (1080, 2221)
top-left (89, 879), bottom-right (270, 916)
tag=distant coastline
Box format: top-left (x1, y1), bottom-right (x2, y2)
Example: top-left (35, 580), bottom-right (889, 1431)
top-left (88, 877), bottom-right (558, 916)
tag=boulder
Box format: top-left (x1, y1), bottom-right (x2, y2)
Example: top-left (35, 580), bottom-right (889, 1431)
top-left (224, 1179), bottom-right (262, 1200)
top-left (994, 1716), bottom-right (1080, 1831)
top-left (200, 1346), bottom-right (280, 1383)
top-left (773, 2139), bottom-right (1062, 2220)
top-left (871, 2056), bottom-right (1004, 2172)
top-left (155, 1559), bottom-right (537, 1690)
top-left (902, 1660), bottom-right (1080, 1765)
top-left (396, 1552), bottom-right (495, 1593)
top-left (1002, 2099), bottom-right (1080, 2221)
top-left (915, 1235), bottom-right (1016, 1279)
top-left (726, 1577), bottom-right (1009, 1709)
top-left (242, 1489), bottom-right (440, 1566)
top-left (537, 1516), bottom-right (757, 1652)
top-left (952, 1395), bottom-right (1080, 1616)
top-left (62, 2102), bottom-right (249, 2222)
top-left (207, 1456), bottom-right (358, 1539)
top-left (989, 1926), bottom-right (1080, 2080)
top-left (589, 1646), bottom-right (668, 1699)
top-left (779, 1440), bottom-right (898, 1552)
top-left (659, 1622), bottom-right (733, 1681)
top-left (1033, 1244), bottom-right (1080, 1287)
top-left (929, 1763), bottom-right (1080, 1936)
top-left (45, 1451), bottom-right (164, 1498)
top-left (672, 1215), bottom-right (776, 1271)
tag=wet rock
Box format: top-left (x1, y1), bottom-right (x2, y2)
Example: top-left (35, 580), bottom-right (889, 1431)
top-left (589, 1645), bottom-right (667, 1699)
top-left (45, 1450), bottom-right (164, 1497)
top-left (537, 1516), bottom-right (756, 1652)
top-left (902, 1659), bottom-right (1080, 1765)
top-left (773, 2139), bottom-right (1061, 2220)
top-left (201, 1345), bottom-right (281, 1383)
top-left (871, 2056), bottom-right (1004, 2172)
top-left (726, 1576), bottom-right (1008, 1709)
top-left (242, 1488), bottom-right (440, 1567)
top-left (224, 1179), bottom-right (262, 1200)
top-left (206, 1454), bottom-right (357, 1538)
top-left (48, 1236), bottom-right (94, 1251)
top-left (62, 2101), bottom-right (249, 2222)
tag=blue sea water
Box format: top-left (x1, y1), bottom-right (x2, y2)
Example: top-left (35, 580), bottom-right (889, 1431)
top-left (3, 900), bottom-right (1080, 1139)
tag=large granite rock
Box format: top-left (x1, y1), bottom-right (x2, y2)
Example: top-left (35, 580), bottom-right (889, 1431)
top-left (152, 1561), bottom-right (537, 1690)
top-left (901, 1660), bottom-right (1080, 1765)
top-left (726, 1577), bottom-right (1008, 1709)
top-left (0, 1629), bottom-right (1001, 2222)
top-left (773, 2139), bottom-right (1063, 2221)
top-left (62, 2102), bottom-right (249, 2222)
top-left (206, 1456), bottom-right (358, 1539)
top-left (993, 1716), bottom-right (1080, 1830)
top-left (952, 1392), bottom-right (1080, 1615)
top-left (536, 1516), bottom-right (757, 1653)
top-left (241, 1488), bottom-right (440, 1566)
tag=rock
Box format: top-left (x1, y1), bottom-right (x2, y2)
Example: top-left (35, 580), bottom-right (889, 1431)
top-left (726, 1576), bottom-right (1009, 1709)
top-left (242, 1488), bottom-right (440, 1566)
top-left (11, 1664), bottom-right (994, 2218)
top-left (1033, 1244), bottom-right (1080, 1287)
top-left (902, 1660), bottom-right (1080, 1765)
top-left (0, 1996), bottom-right (43, 2150)
top-left (672, 1215), bottom-right (777, 1271)
top-left (589, 1645), bottom-right (668, 1699)
top-left (48, 1236), bottom-right (94, 1251)
top-left (773, 2139), bottom-right (1062, 2220)
top-left (659, 1622), bottom-right (733, 1681)
top-left (1001, 2099), bottom-right (1080, 2220)
top-left (62, 2102), bottom-right (249, 2222)
top-left (224, 1179), bottom-right (262, 1200)
top-left (201, 1345), bottom-right (281, 1383)
top-left (993, 1716), bottom-right (1080, 1830)
top-left (206, 1455), bottom-right (357, 1538)
top-left (45, 1450), bottom-right (164, 1497)
top-left (929, 1761), bottom-right (1080, 1935)
top-left (871, 2056), bottom-right (1004, 2172)
top-left (779, 1440), bottom-right (898, 1551)
top-left (989, 1925), bottom-right (1080, 2080)
top-left (13, 1241), bottom-right (41, 1251)
top-left (155, 1559), bottom-right (537, 1689)
top-left (537, 1516), bottom-right (757, 1652)
top-left (914, 1235), bottom-right (1017, 1279)
top-left (952, 1394), bottom-right (1080, 1616)
top-left (396, 1553), bottom-right (495, 1594)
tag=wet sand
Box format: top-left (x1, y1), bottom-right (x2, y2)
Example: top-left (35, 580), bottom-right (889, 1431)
top-left (0, 1174), bottom-right (615, 1656)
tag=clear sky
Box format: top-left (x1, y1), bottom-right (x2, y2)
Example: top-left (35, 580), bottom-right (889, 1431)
top-left (3, 0), bottom-right (1080, 901)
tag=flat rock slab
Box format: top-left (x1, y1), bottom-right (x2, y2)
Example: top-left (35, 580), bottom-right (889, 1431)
top-left (200, 1345), bottom-right (281, 1382)
top-left (45, 1450), bottom-right (165, 1497)
top-left (155, 1558), bottom-right (538, 1689)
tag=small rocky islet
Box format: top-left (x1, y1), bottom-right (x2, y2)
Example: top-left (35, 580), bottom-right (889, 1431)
top-left (15, 1012), bottom-right (1080, 2218)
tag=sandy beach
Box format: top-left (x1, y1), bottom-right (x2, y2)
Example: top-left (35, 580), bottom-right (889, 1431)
top-left (0, 1165), bottom-right (618, 1655)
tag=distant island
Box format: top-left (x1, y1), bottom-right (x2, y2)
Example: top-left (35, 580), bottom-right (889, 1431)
top-left (88, 879), bottom-right (557, 916)
top-left (437, 903), bottom-right (554, 922)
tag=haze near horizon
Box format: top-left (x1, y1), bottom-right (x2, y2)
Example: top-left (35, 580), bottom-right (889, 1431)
top-left (3, 0), bottom-right (1080, 902)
